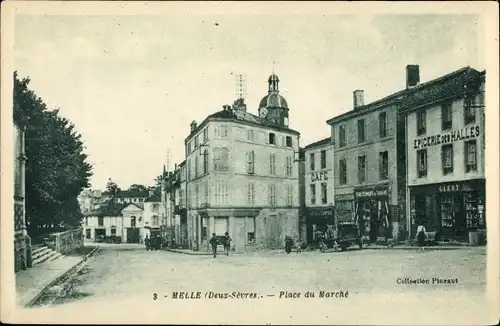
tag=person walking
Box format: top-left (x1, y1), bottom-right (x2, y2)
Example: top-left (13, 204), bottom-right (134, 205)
top-left (145, 235), bottom-right (151, 251)
top-left (416, 223), bottom-right (428, 253)
top-left (223, 232), bottom-right (232, 256)
top-left (209, 233), bottom-right (218, 258)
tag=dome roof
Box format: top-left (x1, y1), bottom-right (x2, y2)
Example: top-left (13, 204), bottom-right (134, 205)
top-left (268, 74), bottom-right (280, 83)
top-left (259, 92), bottom-right (288, 109)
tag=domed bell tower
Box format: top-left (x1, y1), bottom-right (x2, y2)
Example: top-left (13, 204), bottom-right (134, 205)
top-left (258, 73), bottom-right (290, 127)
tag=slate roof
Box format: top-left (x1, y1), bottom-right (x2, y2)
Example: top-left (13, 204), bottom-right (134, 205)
top-left (303, 137), bottom-right (332, 150)
top-left (327, 66), bottom-right (484, 124)
top-left (115, 190), bottom-right (149, 198)
top-left (83, 202), bottom-right (126, 217)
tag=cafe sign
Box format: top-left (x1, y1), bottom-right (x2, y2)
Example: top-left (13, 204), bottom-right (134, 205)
top-left (311, 171), bottom-right (328, 182)
top-left (413, 125), bottom-right (480, 150)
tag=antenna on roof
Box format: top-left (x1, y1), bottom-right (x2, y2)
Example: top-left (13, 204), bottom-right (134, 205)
top-left (233, 73), bottom-right (247, 100)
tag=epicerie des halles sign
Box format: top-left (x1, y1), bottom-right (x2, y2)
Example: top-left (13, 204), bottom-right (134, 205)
top-left (413, 125), bottom-right (480, 150)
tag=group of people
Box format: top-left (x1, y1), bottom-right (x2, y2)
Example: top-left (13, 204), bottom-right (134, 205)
top-left (144, 234), bottom-right (162, 251)
top-left (209, 232), bottom-right (232, 258)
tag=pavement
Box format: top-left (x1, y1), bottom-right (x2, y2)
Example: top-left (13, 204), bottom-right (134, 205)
top-left (15, 246), bottom-right (99, 308)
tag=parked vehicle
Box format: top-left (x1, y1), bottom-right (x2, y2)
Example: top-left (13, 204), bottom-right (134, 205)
top-left (319, 222), bottom-right (363, 252)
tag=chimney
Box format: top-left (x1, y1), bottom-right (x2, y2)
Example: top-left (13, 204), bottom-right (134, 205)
top-left (406, 65), bottom-right (420, 88)
top-left (353, 90), bottom-right (364, 109)
top-left (190, 120), bottom-right (197, 133)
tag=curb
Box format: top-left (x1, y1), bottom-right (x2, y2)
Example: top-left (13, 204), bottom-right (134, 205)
top-left (25, 246), bottom-right (99, 308)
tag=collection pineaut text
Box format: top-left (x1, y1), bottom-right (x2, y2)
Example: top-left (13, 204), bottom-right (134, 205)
top-left (153, 290), bottom-right (350, 300)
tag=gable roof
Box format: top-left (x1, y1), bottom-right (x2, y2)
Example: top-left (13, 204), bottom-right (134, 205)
top-left (121, 202), bottom-right (144, 211)
top-left (83, 202), bottom-right (126, 217)
top-left (303, 137), bottom-right (331, 150)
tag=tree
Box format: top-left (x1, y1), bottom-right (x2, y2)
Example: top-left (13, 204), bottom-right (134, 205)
top-left (105, 178), bottom-right (120, 195)
top-left (128, 184), bottom-right (147, 193)
top-left (14, 72), bottom-right (93, 233)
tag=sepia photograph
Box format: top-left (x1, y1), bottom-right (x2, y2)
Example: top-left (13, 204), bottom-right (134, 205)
top-left (1, 1), bottom-right (499, 325)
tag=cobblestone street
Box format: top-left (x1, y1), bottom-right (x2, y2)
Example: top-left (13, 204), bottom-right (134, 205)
top-left (24, 245), bottom-right (490, 324)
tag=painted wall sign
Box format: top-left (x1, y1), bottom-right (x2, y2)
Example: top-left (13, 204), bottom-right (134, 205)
top-left (413, 125), bottom-right (480, 150)
top-left (354, 187), bottom-right (389, 199)
top-left (311, 171), bottom-right (328, 182)
top-left (335, 194), bottom-right (354, 201)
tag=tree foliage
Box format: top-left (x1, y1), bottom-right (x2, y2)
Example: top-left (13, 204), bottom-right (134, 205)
top-left (14, 72), bottom-right (93, 233)
top-left (104, 178), bottom-right (120, 195)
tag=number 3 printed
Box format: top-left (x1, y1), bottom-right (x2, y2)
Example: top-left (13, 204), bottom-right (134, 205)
top-left (153, 293), bottom-right (158, 301)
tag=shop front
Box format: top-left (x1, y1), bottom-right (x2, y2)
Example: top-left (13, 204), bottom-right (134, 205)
top-left (305, 206), bottom-right (335, 243)
top-left (409, 179), bottom-right (485, 242)
top-left (334, 194), bottom-right (355, 224)
top-left (354, 185), bottom-right (391, 243)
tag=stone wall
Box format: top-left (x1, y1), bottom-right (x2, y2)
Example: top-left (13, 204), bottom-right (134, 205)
top-left (45, 228), bottom-right (84, 255)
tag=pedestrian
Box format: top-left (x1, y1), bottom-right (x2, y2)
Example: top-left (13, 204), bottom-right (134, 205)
top-left (155, 235), bottom-right (161, 251)
top-left (209, 233), bottom-right (218, 258)
top-left (223, 232), bottom-right (232, 256)
top-left (145, 235), bottom-right (150, 251)
top-left (416, 223), bottom-right (427, 253)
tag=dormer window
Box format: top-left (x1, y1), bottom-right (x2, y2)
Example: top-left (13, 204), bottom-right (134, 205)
top-left (269, 133), bottom-right (276, 145)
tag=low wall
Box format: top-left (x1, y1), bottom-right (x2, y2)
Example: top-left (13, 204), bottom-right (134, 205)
top-left (45, 228), bottom-right (84, 255)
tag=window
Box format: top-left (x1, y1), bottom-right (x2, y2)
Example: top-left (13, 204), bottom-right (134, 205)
top-left (201, 217), bottom-right (207, 241)
top-left (152, 215), bottom-right (159, 226)
top-left (379, 151), bottom-right (389, 180)
top-left (203, 128), bottom-right (208, 142)
top-left (222, 126), bottom-right (228, 137)
top-left (187, 142), bottom-right (192, 154)
top-left (310, 184), bottom-right (316, 205)
top-left (358, 155), bottom-right (366, 183)
top-left (441, 102), bottom-right (452, 130)
top-left (111, 228), bottom-right (116, 235)
top-left (203, 149), bottom-right (208, 174)
top-left (339, 125), bottom-right (346, 148)
top-left (247, 218), bottom-right (256, 244)
top-left (465, 140), bottom-right (477, 172)
top-left (247, 182), bottom-right (255, 206)
top-left (357, 119), bottom-right (365, 143)
top-left (417, 149), bottom-right (428, 178)
top-left (187, 158), bottom-right (192, 181)
top-left (286, 184), bottom-right (293, 206)
top-left (286, 156), bottom-right (293, 177)
top-left (195, 184), bottom-right (199, 207)
top-left (213, 147), bottom-right (229, 172)
top-left (310, 153), bottom-right (315, 171)
top-left (152, 203), bottom-right (159, 212)
top-left (379, 112), bottom-right (387, 138)
top-left (464, 96), bottom-right (476, 125)
top-left (247, 129), bottom-right (255, 142)
top-left (85, 229), bottom-right (91, 239)
top-left (98, 217), bottom-right (104, 226)
top-left (194, 135), bottom-right (199, 148)
top-left (246, 151), bottom-right (255, 174)
top-left (269, 132), bottom-right (276, 145)
top-left (339, 158), bottom-right (347, 185)
top-left (320, 150), bottom-right (326, 169)
top-left (441, 144), bottom-right (453, 175)
top-left (194, 155), bottom-right (199, 178)
top-left (286, 136), bottom-right (293, 147)
top-left (204, 182), bottom-right (209, 204)
top-left (131, 216), bottom-right (136, 228)
top-left (269, 153), bottom-right (276, 175)
top-left (321, 183), bottom-right (327, 204)
top-left (268, 184), bottom-right (276, 206)
top-left (85, 217), bottom-right (88, 226)
top-left (417, 110), bottom-right (426, 135)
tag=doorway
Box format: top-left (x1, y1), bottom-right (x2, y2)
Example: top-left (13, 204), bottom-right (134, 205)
top-left (127, 228), bottom-right (140, 243)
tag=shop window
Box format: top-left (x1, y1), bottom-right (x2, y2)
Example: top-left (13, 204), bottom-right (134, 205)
top-left (357, 119), bottom-right (365, 143)
top-left (320, 150), bottom-right (326, 169)
top-left (246, 150), bottom-right (255, 174)
top-left (98, 217), bottom-right (104, 226)
top-left (417, 110), bottom-right (426, 135)
top-left (286, 136), bottom-right (293, 147)
top-left (338, 125), bottom-right (346, 148)
top-left (357, 155), bottom-right (366, 183)
top-left (321, 183), bottom-right (327, 204)
top-left (465, 193), bottom-right (480, 228)
top-left (379, 151), bottom-right (389, 180)
top-left (440, 195), bottom-right (454, 228)
top-left (465, 140), bottom-right (477, 172)
top-left (339, 158), bottom-right (347, 185)
top-left (379, 111), bottom-right (387, 138)
top-left (85, 229), bottom-right (91, 239)
top-left (310, 153), bottom-right (315, 171)
top-left (269, 132), bottom-right (276, 145)
top-left (464, 96), bottom-right (476, 125)
top-left (441, 144), bottom-right (454, 175)
top-left (441, 102), bottom-right (452, 130)
top-left (310, 184), bottom-right (316, 205)
top-left (247, 218), bottom-right (256, 244)
top-left (269, 153), bottom-right (276, 175)
top-left (417, 149), bottom-right (427, 178)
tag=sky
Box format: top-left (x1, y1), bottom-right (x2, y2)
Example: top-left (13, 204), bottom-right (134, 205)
top-left (13, 11), bottom-right (485, 190)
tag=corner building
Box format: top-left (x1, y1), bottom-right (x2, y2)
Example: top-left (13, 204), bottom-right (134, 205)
top-left (185, 74), bottom-right (300, 252)
top-left (404, 68), bottom-right (485, 241)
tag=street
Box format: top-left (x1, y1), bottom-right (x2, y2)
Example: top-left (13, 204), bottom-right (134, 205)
top-left (27, 245), bottom-right (490, 324)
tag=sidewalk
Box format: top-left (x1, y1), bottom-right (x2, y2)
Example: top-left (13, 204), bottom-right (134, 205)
top-left (16, 246), bottom-right (99, 308)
